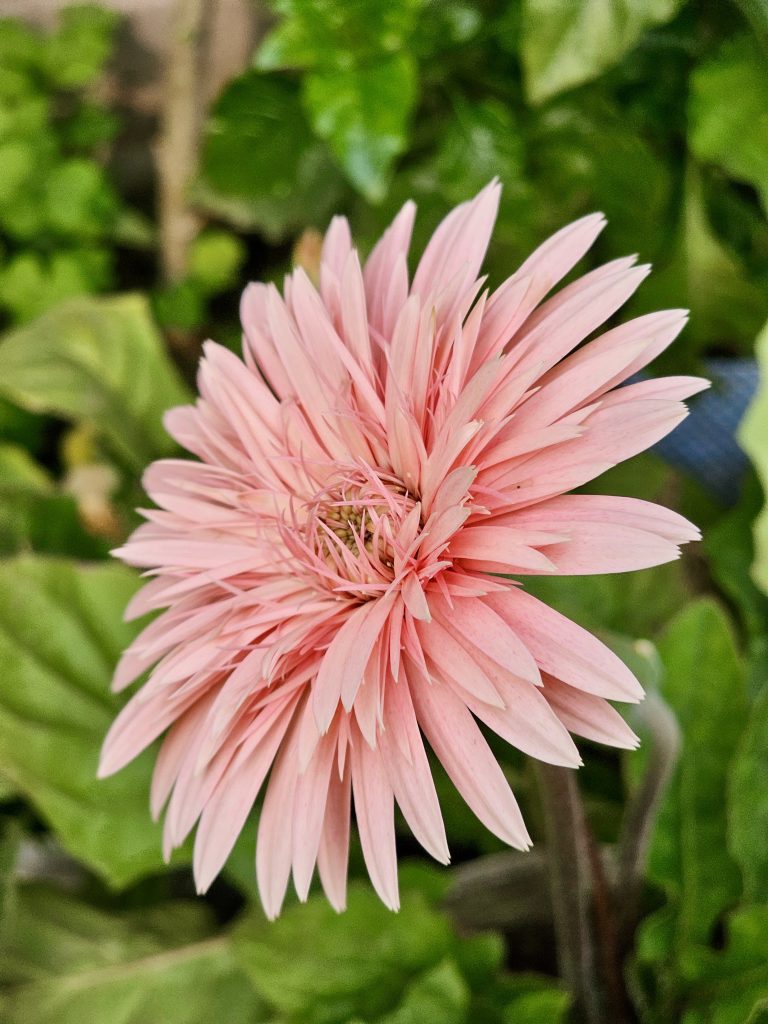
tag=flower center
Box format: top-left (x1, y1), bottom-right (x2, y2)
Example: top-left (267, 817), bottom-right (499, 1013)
top-left (303, 470), bottom-right (418, 587)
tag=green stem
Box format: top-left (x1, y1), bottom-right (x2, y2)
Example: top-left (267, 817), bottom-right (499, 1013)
top-left (535, 763), bottom-right (605, 1024)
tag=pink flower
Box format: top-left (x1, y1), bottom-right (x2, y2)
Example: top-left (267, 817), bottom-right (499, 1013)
top-left (100, 182), bottom-right (706, 917)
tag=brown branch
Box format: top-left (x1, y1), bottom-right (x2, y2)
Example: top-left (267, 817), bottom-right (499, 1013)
top-left (156, 0), bottom-right (209, 284)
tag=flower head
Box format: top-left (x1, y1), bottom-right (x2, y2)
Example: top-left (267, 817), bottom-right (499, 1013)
top-left (100, 182), bottom-right (706, 916)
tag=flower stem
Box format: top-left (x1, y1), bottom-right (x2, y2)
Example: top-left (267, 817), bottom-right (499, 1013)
top-left (535, 762), bottom-right (605, 1023)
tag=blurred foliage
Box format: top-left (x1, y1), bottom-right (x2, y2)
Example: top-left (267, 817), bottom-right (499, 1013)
top-left (0, 6), bottom-right (125, 327)
top-left (0, 1), bottom-right (768, 1023)
top-left (741, 321), bottom-right (768, 596)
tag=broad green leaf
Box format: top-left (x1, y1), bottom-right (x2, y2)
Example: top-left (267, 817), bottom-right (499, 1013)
top-left (377, 959), bottom-right (469, 1024)
top-left (0, 444), bottom-right (51, 496)
top-left (689, 35), bottom-right (768, 214)
top-left (636, 167), bottom-right (768, 359)
top-left (502, 986), bottom-right (570, 1023)
top-left (303, 53), bottom-right (417, 200)
top-left (257, 0), bottom-right (423, 71)
top-left (1, 887), bottom-right (263, 1024)
top-left (199, 72), bottom-right (344, 241)
top-left (0, 248), bottom-right (113, 323)
top-left (740, 320), bottom-right (768, 596)
top-left (705, 477), bottom-right (768, 644)
top-left (646, 600), bottom-right (747, 947)
top-left (432, 99), bottom-right (526, 205)
top-left (531, 99), bottom-right (673, 260)
top-left (233, 882), bottom-right (454, 1023)
top-left (729, 688), bottom-right (768, 901)
top-left (0, 556), bottom-right (185, 888)
top-left (678, 907), bottom-right (768, 1024)
top-left (0, 446), bottom-right (104, 558)
top-left (521, 0), bottom-right (682, 104)
top-left (0, 295), bottom-right (189, 472)
top-left (732, 0), bottom-right (768, 50)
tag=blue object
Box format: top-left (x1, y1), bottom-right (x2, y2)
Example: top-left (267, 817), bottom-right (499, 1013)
top-left (652, 357), bottom-right (759, 506)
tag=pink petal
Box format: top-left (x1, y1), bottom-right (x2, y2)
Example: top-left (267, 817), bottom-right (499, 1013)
top-left (193, 707), bottom-right (290, 893)
top-left (292, 726), bottom-right (338, 900)
top-left (350, 726), bottom-right (400, 910)
top-left (412, 180), bottom-right (500, 303)
top-left (410, 669), bottom-right (531, 849)
top-left (313, 592), bottom-right (397, 731)
top-left (317, 765), bottom-right (351, 912)
top-left (256, 728), bottom-right (300, 920)
top-left (488, 589), bottom-right (643, 703)
top-left (380, 675), bottom-right (449, 863)
top-left (542, 675), bottom-right (639, 749)
top-left (448, 670), bottom-right (582, 767)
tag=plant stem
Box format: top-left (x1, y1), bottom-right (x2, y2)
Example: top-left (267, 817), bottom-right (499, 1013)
top-left (157, 0), bottom-right (209, 285)
top-left (535, 762), bottom-right (605, 1024)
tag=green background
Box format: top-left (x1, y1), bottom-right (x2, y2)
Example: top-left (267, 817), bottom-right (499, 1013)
top-left (1, 2), bottom-right (768, 1021)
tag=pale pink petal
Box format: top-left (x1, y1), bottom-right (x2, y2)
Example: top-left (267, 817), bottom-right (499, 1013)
top-left (412, 180), bottom-right (500, 303)
top-left (350, 727), bottom-right (400, 910)
top-left (317, 766), bottom-right (351, 912)
top-left (257, 728), bottom-right (300, 920)
top-left (193, 708), bottom-right (290, 893)
top-left (542, 675), bottom-right (639, 749)
top-left (380, 674), bottom-right (449, 863)
top-left (292, 726), bottom-right (338, 900)
top-left (488, 589), bottom-right (643, 702)
top-left (411, 670), bottom-right (531, 850)
top-left (313, 592), bottom-right (397, 731)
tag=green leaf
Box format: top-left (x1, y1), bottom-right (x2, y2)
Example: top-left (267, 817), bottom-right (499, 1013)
top-left (636, 167), bottom-right (768, 358)
top-left (0, 249), bottom-right (114, 323)
top-left (677, 907), bottom-right (768, 1024)
top-left (377, 959), bottom-right (469, 1024)
top-left (689, 35), bottom-right (768, 215)
top-left (0, 444), bottom-right (52, 496)
top-left (232, 882), bottom-right (455, 1023)
top-left (303, 53), bottom-right (416, 200)
top-left (521, 0), bottom-right (683, 104)
top-left (152, 279), bottom-right (207, 332)
top-left (431, 97), bottom-right (527, 206)
top-left (188, 229), bottom-right (246, 296)
top-left (0, 445), bottom-right (104, 558)
top-left (501, 983), bottom-right (570, 1023)
top-left (645, 600), bottom-right (747, 948)
top-left (0, 140), bottom-right (34, 206)
top-left (43, 4), bottom-right (119, 89)
top-left (740, 319), bottom-right (768, 596)
top-left (0, 294), bottom-right (189, 472)
top-left (43, 159), bottom-right (118, 239)
top-left (60, 101), bottom-right (120, 150)
top-left (257, 0), bottom-right (423, 71)
top-left (705, 477), bottom-right (768, 643)
top-left (199, 71), bottom-right (344, 241)
top-left (0, 556), bottom-right (186, 888)
top-left (731, 0), bottom-right (768, 50)
top-left (729, 688), bottom-right (768, 902)
top-left (531, 99), bottom-right (673, 260)
top-left (1, 887), bottom-right (263, 1024)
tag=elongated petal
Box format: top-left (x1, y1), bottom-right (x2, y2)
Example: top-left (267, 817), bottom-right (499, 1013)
top-left (410, 670), bottom-right (531, 849)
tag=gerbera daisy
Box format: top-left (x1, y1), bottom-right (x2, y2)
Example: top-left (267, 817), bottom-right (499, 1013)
top-left (99, 181), bottom-right (705, 917)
